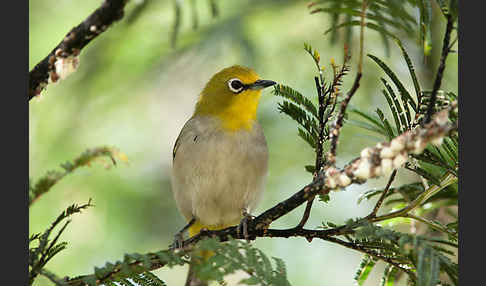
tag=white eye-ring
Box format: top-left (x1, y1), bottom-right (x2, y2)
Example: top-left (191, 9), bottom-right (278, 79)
top-left (228, 78), bottom-right (245, 93)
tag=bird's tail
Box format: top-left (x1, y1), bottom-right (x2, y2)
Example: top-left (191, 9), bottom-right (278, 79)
top-left (184, 220), bottom-right (232, 286)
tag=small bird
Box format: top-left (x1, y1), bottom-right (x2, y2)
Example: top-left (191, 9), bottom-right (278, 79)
top-left (171, 65), bottom-right (276, 285)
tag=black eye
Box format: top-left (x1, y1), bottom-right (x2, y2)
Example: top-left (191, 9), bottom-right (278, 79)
top-left (231, 80), bottom-right (243, 90)
top-left (228, 78), bottom-right (244, 93)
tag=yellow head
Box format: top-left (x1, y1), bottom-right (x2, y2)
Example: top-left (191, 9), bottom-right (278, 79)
top-left (194, 65), bottom-right (276, 131)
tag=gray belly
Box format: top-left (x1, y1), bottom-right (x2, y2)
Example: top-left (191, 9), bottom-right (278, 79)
top-left (171, 117), bottom-right (268, 226)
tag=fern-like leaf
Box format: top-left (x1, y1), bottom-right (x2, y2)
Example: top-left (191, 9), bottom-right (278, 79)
top-left (277, 101), bottom-right (319, 138)
top-left (194, 238), bottom-right (291, 286)
top-left (368, 54), bottom-right (417, 111)
top-left (29, 146), bottom-right (127, 206)
top-left (273, 84), bottom-right (318, 118)
top-left (354, 255), bottom-right (376, 286)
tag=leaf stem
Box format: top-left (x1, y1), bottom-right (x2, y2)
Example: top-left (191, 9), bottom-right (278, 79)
top-left (369, 172), bottom-right (457, 223)
top-left (367, 170), bottom-right (397, 218)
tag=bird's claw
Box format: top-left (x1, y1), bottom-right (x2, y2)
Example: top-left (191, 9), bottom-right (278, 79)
top-left (170, 231), bottom-right (185, 249)
top-left (171, 217), bottom-right (196, 249)
top-left (237, 211), bottom-right (255, 241)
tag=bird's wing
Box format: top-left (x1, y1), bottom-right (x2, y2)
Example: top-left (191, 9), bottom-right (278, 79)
top-left (172, 130), bottom-right (184, 161)
top-left (172, 117), bottom-right (195, 161)
top-left (172, 133), bottom-right (182, 160)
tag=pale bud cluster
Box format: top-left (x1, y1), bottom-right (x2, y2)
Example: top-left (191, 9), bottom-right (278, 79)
top-left (324, 167), bottom-right (351, 189)
top-left (323, 106), bottom-right (454, 191)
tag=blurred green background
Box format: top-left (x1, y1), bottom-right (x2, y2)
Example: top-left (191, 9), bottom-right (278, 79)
top-left (29, 0), bottom-right (458, 285)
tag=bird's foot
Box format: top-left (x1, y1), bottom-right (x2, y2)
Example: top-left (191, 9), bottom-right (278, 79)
top-left (170, 217), bottom-right (196, 249)
top-left (171, 231), bottom-right (185, 249)
top-left (237, 211), bottom-right (255, 241)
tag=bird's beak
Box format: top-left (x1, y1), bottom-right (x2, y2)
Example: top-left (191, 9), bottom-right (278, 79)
top-left (248, 79), bottom-right (277, 90)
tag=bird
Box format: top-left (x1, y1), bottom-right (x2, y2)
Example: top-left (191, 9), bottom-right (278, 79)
top-left (171, 65), bottom-right (276, 286)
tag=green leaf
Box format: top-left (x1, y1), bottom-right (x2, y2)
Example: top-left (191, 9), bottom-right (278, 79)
top-left (381, 88), bottom-right (403, 134)
top-left (328, 1), bottom-right (342, 44)
top-left (381, 78), bottom-right (409, 132)
top-left (417, 247), bottom-right (440, 286)
top-left (418, 0), bottom-right (433, 55)
top-left (368, 54), bottom-right (417, 111)
top-left (298, 128), bottom-right (317, 149)
top-left (350, 109), bottom-right (387, 135)
top-left (408, 166), bottom-right (442, 186)
top-left (319, 193), bottom-right (331, 203)
top-left (381, 265), bottom-right (398, 286)
top-left (273, 257), bottom-right (287, 277)
top-left (81, 276), bottom-right (97, 286)
top-left (240, 276), bottom-right (261, 285)
top-left (305, 165), bottom-right (316, 174)
top-left (375, 108), bottom-right (396, 140)
top-left (395, 39), bottom-right (421, 104)
top-left (304, 43), bottom-right (321, 70)
top-left (326, 221), bottom-right (338, 228)
top-left (355, 255), bottom-right (376, 285)
top-left (278, 101), bottom-right (319, 137)
top-left (273, 84), bottom-right (318, 118)
top-left (373, 8), bottom-right (391, 57)
top-left (190, 238), bottom-right (290, 285)
top-left (29, 146), bottom-right (125, 206)
top-left (318, 7), bottom-right (412, 33)
top-left (324, 20), bottom-right (361, 36)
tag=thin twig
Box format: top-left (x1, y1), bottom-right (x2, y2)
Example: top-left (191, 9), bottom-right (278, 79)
top-left (424, 14), bottom-right (454, 124)
top-left (29, 0), bottom-right (128, 100)
top-left (403, 213), bottom-right (457, 238)
top-left (447, 35), bottom-right (458, 52)
top-left (369, 172), bottom-right (457, 223)
top-left (358, 0), bottom-right (367, 73)
top-left (367, 170), bottom-right (397, 218)
top-left (294, 197), bottom-right (315, 229)
top-left (295, 75), bottom-right (328, 229)
top-left (315, 76), bottom-right (326, 171)
top-left (327, 72), bottom-right (362, 165)
top-left (171, 0), bottom-right (182, 48)
top-left (39, 269), bottom-right (68, 286)
top-left (324, 236), bottom-right (416, 279)
top-left (326, 5), bottom-right (364, 165)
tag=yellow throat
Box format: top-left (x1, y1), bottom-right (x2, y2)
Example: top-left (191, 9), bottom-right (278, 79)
top-left (194, 65), bottom-right (274, 131)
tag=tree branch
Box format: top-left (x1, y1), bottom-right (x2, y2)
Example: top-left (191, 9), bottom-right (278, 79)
top-left (29, 0), bottom-right (128, 100)
top-left (327, 0), bottom-right (365, 165)
top-left (65, 103), bottom-right (457, 285)
top-left (423, 14), bottom-right (454, 124)
top-left (323, 236), bottom-right (416, 279)
top-left (296, 48), bottom-right (352, 229)
top-left (327, 72), bottom-right (362, 164)
top-left (366, 170), bottom-right (397, 218)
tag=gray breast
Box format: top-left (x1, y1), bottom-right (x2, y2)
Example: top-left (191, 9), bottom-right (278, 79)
top-left (171, 115), bottom-right (268, 226)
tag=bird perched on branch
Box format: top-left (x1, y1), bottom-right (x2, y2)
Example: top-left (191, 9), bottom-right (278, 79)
top-left (171, 65), bottom-right (276, 286)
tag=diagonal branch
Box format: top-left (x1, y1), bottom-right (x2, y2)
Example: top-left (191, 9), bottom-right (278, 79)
top-left (366, 170), bottom-right (397, 219)
top-left (327, 0), bottom-right (366, 165)
top-left (29, 0), bottom-right (128, 100)
top-left (65, 103), bottom-right (457, 285)
top-left (214, 102), bottom-right (456, 239)
top-left (296, 47), bottom-right (352, 229)
top-left (327, 72), bottom-right (362, 165)
top-left (423, 14), bottom-right (455, 124)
